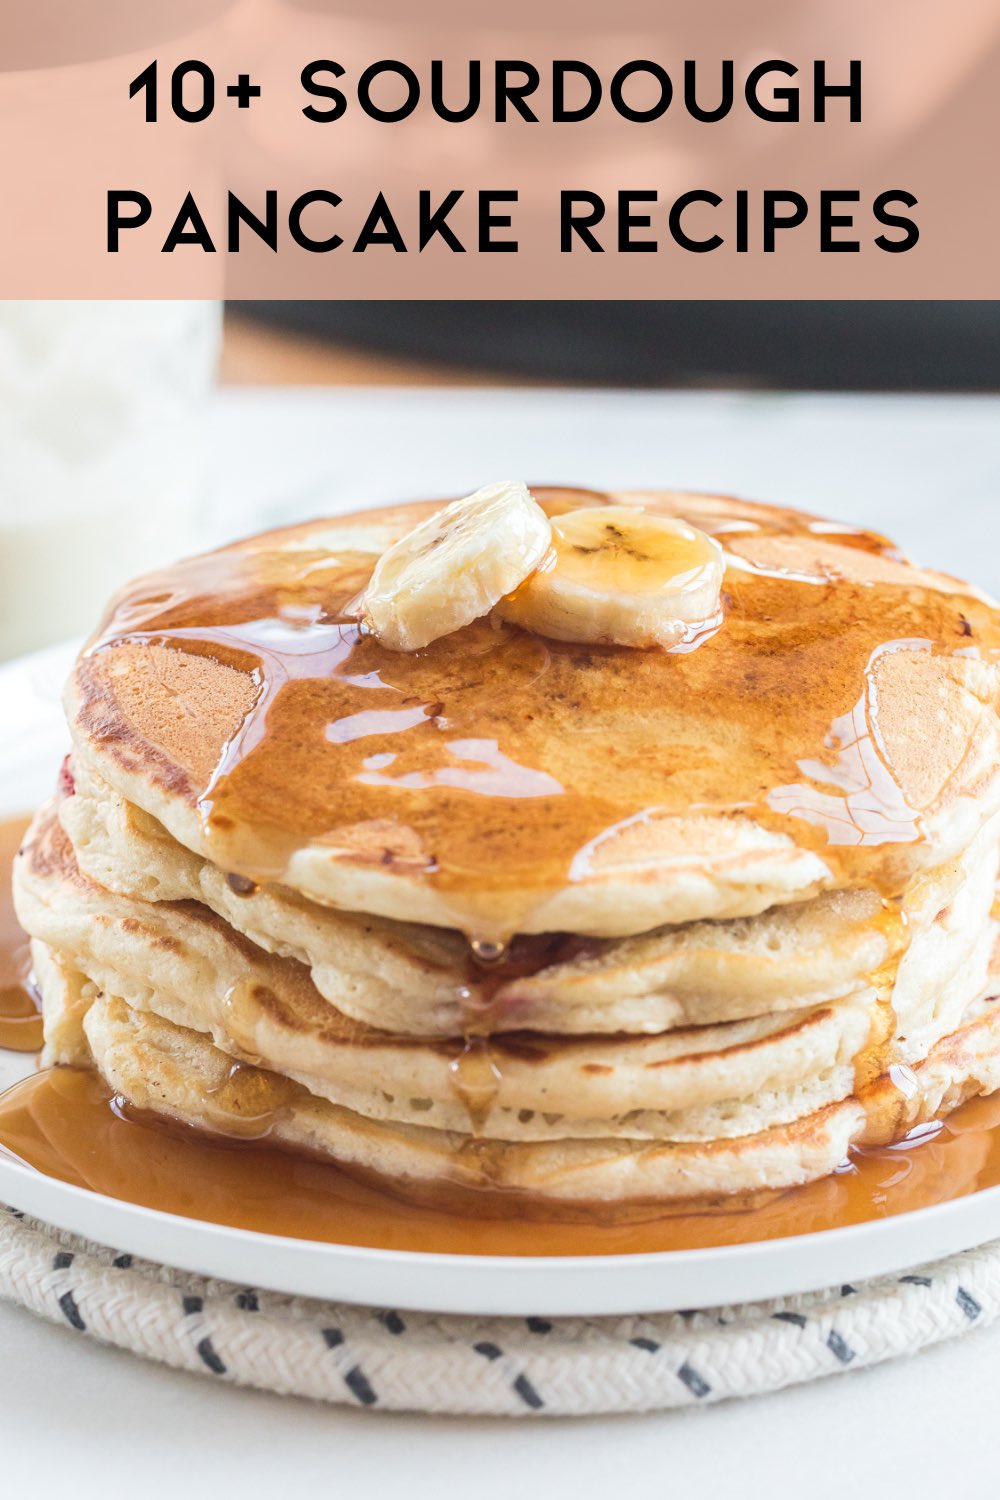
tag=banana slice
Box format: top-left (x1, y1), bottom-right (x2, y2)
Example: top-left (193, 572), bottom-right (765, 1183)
top-left (361, 481), bottom-right (552, 651)
top-left (498, 506), bottom-right (724, 649)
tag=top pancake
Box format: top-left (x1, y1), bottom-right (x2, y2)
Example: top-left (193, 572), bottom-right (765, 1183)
top-left (65, 488), bottom-right (1000, 937)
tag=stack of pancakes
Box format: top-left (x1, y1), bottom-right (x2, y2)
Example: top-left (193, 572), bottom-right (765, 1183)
top-left (14, 488), bottom-right (1000, 1212)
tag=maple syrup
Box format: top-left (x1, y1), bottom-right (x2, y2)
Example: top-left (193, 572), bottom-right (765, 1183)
top-left (76, 491), bottom-right (1000, 939)
top-left (3, 1065), bottom-right (1000, 1254)
top-left (0, 817), bottom-right (43, 1053)
top-left (448, 1036), bottom-right (503, 1134)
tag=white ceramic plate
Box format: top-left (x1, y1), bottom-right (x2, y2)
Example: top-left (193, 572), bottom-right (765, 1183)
top-left (3, 641), bottom-right (1000, 1317)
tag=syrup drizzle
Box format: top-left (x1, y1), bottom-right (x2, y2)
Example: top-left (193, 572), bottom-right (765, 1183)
top-left (446, 939), bottom-right (511, 1130)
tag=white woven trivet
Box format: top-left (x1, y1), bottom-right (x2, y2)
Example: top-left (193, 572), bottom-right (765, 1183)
top-left (1, 1204), bottom-right (998, 1416)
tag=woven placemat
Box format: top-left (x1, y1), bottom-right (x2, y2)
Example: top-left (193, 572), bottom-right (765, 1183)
top-left (1, 1203), bottom-right (998, 1416)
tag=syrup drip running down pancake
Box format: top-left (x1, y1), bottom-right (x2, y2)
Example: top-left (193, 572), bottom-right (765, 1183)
top-left (67, 490), bottom-right (1000, 941)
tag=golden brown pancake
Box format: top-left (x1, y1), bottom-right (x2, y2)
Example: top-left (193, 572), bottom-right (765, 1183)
top-left (27, 973), bottom-right (1000, 1208)
top-left (45, 772), bottom-right (1000, 1063)
top-left (64, 490), bottom-right (1000, 938)
top-left (16, 792), bottom-right (1000, 1173)
top-left (17, 803), bottom-right (871, 1142)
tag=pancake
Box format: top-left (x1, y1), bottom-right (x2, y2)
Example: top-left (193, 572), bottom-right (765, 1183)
top-left (64, 489), bottom-right (1000, 939)
top-left (61, 754), bottom-right (887, 1035)
top-left (34, 978), bottom-right (1000, 1208)
top-left (54, 764), bottom-right (1000, 1054)
top-left (52, 983), bottom-right (872, 1203)
top-left (18, 801), bottom-right (999, 1150)
top-left (19, 805), bottom-right (867, 1141)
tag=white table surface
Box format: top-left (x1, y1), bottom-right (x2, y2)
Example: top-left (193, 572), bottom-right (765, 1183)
top-left (2, 385), bottom-right (999, 1497)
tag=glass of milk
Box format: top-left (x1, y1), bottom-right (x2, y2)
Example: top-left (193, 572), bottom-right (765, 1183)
top-left (0, 301), bottom-right (222, 662)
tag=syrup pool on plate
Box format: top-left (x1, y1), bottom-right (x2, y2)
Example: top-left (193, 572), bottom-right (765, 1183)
top-left (3, 1064), bottom-right (1000, 1253)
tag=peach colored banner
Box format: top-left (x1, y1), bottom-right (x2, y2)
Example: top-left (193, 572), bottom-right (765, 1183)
top-left (1, 0), bottom-right (998, 297)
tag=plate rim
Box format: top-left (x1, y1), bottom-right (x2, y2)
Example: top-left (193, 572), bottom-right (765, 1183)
top-left (3, 1124), bottom-right (1000, 1314)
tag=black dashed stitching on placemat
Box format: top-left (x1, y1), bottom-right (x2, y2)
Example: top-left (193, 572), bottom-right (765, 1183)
top-left (196, 1337), bottom-right (227, 1375)
top-left (513, 1373), bottom-right (544, 1410)
top-left (344, 1366), bottom-right (377, 1406)
top-left (956, 1287), bottom-right (982, 1321)
top-left (58, 1290), bottom-right (85, 1332)
top-left (677, 1362), bottom-right (711, 1398)
top-left (827, 1330), bottom-right (855, 1364)
top-left (3, 1203), bottom-right (997, 1415)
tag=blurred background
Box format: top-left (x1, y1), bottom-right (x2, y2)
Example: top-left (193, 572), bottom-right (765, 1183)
top-left (229, 303), bottom-right (1000, 390)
